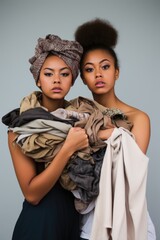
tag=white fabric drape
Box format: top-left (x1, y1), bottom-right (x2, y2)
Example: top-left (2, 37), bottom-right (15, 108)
top-left (90, 127), bottom-right (148, 240)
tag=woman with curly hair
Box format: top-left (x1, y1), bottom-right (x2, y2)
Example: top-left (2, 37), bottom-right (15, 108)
top-left (74, 18), bottom-right (156, 240)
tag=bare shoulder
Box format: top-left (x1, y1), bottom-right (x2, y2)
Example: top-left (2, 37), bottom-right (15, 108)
top-left (123, 105), bottom-right (150, 153)
top-left (123, 104), bottom-right (150, 127)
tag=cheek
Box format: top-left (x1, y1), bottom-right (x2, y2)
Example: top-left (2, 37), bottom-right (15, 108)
top-left (107, 72), bottom-right (116, 80)
top-left (83, 78), bottom-right (90, 87)
top-left (85, 80), bottom-right (94, 90)
top-left (83, 73), bottom-right (93, 83)
top-left (63, 80), bottom-right (72, 90)
top-left (37, 79), bottom-right (50, 90)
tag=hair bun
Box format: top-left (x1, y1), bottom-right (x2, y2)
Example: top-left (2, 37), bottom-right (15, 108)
top-left (74, 18), bottom-right (118, 49)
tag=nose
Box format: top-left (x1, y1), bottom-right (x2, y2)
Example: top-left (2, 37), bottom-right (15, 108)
top-left (53, 75), bottom-right (61, 84)
top-left (95, 68), bottom-right (102, 78)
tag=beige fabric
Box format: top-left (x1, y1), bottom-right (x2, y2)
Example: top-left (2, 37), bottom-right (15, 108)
top-left (70, 96), bottom-right (133, 131)
top-left (90, 127), bottom-right (148, 240)
top-left (15, 92), bottom-right (135, 198)
top-left (17, 132), bottom-right (64, 162)
top-left (19, 91), bottom-right (70, 114)
top-left (17, 92), bottom-right (115, 163)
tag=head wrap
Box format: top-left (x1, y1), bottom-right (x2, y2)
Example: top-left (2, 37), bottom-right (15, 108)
top-left (29, 34), bottom-right (83, 83)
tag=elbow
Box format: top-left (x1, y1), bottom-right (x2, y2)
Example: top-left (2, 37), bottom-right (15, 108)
top-left (24, 194), bottom-right (41, 206)
top-left (28, 200), bottom-right (40, 206)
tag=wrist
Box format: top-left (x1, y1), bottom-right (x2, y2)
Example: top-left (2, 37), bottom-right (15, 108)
top-left (60, 144), bottom-right (75, 158)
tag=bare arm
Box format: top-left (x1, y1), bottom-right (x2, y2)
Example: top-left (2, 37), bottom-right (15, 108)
top-left (130, 111), bottom-right (151, 154)
top-left (8, 127), bottom-right (88, 205)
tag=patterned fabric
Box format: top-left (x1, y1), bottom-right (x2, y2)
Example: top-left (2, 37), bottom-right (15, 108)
top-left (29, 34), bottom-right (83, 83)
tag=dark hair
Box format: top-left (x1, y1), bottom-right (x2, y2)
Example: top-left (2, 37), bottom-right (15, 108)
top-left (74, 18), bottom-right (119, 72)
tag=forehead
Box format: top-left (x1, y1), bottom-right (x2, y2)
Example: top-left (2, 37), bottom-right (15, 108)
top-left (83, 49), bottom-right (114, 64)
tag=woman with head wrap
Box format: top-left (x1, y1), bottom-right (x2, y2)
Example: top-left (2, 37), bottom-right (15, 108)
top-left (2, 33), bottom-right (131, 240)
top-left (4, 34), bottom-right (89, 240)
top-left (74, 18), bottom-right (156, 240)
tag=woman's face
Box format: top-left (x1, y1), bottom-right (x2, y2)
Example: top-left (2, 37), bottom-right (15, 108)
top-left (37, 55), bottom-right (73, 101)
top-left (81, 49), bottom-right (119, 96)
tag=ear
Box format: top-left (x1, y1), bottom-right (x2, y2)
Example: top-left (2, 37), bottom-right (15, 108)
top-left (115, 69), bottom-right (119, 80)
top-left (37, 80), bottom-right (41, 88)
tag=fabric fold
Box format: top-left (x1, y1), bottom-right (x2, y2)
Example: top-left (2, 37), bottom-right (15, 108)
top-left (90, 127), bottom-right (148, 240)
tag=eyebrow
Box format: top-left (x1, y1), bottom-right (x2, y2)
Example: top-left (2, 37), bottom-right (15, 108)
top-left (43, 67), bottom-right (70, 71)
top-left (84, 58), bottom-right (111, 66)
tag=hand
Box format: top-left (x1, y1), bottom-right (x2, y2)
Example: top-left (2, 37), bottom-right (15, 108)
top-left (64, 127), bottom-right (89, 154)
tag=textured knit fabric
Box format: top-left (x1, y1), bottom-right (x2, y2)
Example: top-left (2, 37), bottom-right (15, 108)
top-left (29, 34), bottom-right (83, 83)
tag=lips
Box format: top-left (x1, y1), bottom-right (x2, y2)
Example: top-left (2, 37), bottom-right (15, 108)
top-left (95, 81), bottom-right (105, 87)
top-left (51, 87), bottom-right (62, 93)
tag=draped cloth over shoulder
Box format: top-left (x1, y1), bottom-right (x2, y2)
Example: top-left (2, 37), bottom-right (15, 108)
top-left (90, 127), bottom-right (148, 240)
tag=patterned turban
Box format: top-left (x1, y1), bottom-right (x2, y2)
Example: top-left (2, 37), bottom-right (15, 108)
top-left (29, 34), bottom-right (83, 83)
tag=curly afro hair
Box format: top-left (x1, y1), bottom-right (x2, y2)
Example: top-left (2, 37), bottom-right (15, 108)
top-left (74, 18), bottom-right (118, 50)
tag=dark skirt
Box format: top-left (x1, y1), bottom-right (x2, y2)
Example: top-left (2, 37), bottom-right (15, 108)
top-left (12, 182), bottom-right (80, 240)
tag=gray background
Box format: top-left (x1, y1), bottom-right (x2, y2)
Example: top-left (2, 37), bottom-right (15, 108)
top-left (0, 0), bottom-right (159, 239)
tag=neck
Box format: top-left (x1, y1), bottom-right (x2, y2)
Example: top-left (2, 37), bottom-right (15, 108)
top-left (92, 92), bottom-right (120, 109)
top-left (41, 97), bottom-right (65, 112)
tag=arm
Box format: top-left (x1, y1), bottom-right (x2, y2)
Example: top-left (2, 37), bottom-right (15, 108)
top-left (97, 128), bottom-right (114, 140)
top-left (131, 111), bottom-right (151, 154)
top-left (8, 127), bottom-right (88, 205)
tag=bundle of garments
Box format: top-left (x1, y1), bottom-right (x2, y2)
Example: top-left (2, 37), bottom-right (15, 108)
top-left (2, 91), bottom-right (132, 210)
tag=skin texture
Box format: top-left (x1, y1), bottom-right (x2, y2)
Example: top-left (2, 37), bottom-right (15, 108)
top-left (81, 48), bottom-right (150, 154)
top-left (8, 55), bottom-right (89, 205)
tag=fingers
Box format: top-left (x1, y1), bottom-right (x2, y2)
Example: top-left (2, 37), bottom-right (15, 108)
top-left (68, 127), bottom-right (87, 136)
top-left (67, 127), bottom-right (89, 151)
top-left (70, 127), bottom-right (86, 132)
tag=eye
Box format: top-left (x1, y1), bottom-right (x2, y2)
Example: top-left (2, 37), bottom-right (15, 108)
top-left (102, 64), bottom-right (110, 70)
top-left (61, 72), bottom-right (70, 77)
top-left (84, 67), bottom-right (94, 73)
top-left (44, 72), bottom-right (53, 77)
